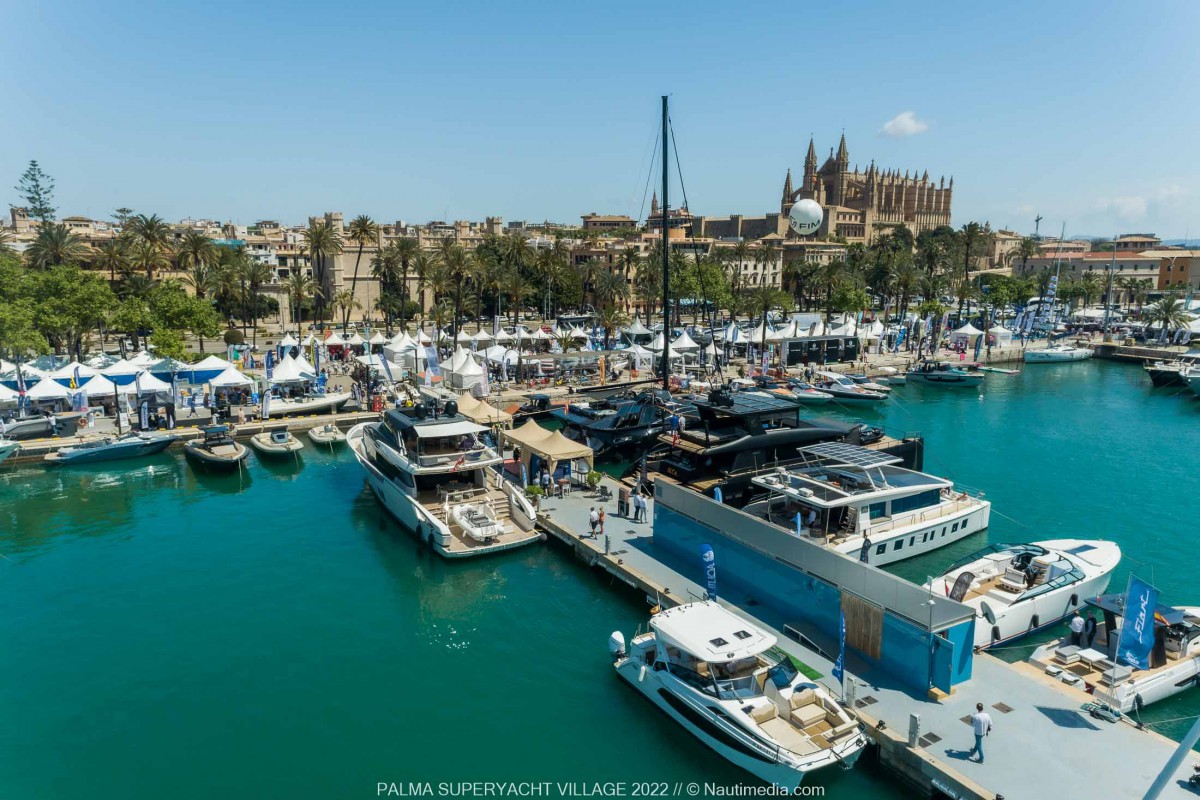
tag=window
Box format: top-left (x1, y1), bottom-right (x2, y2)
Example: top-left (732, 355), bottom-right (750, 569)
top-left (909, 536), bottom-right (915, 546)
top-left (894, 540), bottom-right (903, 551)
top-left (952, 522), bottom-right (959, 532)
top-left (962, 518), bottom-right (969, 531)
top-left (942, 526), bottom-right (947, 537)
top-left (876, 544), bottom-right (886, 555)
top-left (709, 637), bottom-right (729, 647)
top-left (869, 501), bottom-right (887, 520)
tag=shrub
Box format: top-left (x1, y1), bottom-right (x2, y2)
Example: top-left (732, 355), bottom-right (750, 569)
top-left (223, 328), bottom-right (245, 346)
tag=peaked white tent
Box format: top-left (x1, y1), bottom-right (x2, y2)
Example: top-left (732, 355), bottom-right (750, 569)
top-left (493, 328), bottom-right (513, 343)
top-left (27, 377), bottom-right (72, 400)
top-left (648, 332), bottom-right (666, 351)
top-left (270, 355), bottom-right (308, 383)
top-left (0, 383), bottom-right (17, 403)
top-left (368, 331), bottom-right (388, 345)
top-left (80, 374), bottom-right (129, 397)
top-left (294, 353), bottom-right (318, 377)
top-left (345, 332), bottom-right (366, 346)
top-left (625, 317), bottom-right (653, 341)
top-left (568, 326), bottom-right (589, 341)
top-left (722, 323), bottom-right (744, 344)
top-left (625, 343), bottom-right (655, 369)
top-left (450, 354), bottom-right (484, 390)
top-left (301, 334), bottom-right (317, 346)
top-left (279, 333), bottom-right (299, 347)
top-left (84, 353), bottom-right (122, 370)
top-left (950, 322), bottom-right (984, 346)
top-left (472, 329), bottom-right (492, 343)
top-left (672, 331), bottom-right (700, 351)
top-left (208, 367), bottom-right (254, 388)
top-left (132, 372), bottom-right (173, 393)
top-left (988, 325), bottom-right (1013, 346)
top-left (324, 332), bottom-right (346, 347)
top-left (100, 359), bottom-right (144, 385)
top-left (49, 361), bottom-right (97, 385)
top-left (189, 355), bottom-right (234, 383)
top-left (414, 329), bottom-right (432, 345)
top-left (128, 351), bottom-right (158, 368)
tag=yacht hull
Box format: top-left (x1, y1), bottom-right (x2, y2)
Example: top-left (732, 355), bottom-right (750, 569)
top-left (264, 392), bottom-right (352, 417)
top-left (46, 436), bottom-right (176, 465)
top-left (832, 502), bottom-right (990, 566)
top-left (974, 569), bottom-right (1114, 649)
top-left (613, 661), bottom-right (833, 789)
top-left (1025, 347), bottom-right (1092, 363)
top-left (906, 372), bottom-right (984, 388)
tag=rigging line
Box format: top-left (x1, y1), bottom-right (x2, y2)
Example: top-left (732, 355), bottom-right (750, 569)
top-left (668, 115), bottom-right (725, 383)
top-left (636, 127), bottom-right (661, 232)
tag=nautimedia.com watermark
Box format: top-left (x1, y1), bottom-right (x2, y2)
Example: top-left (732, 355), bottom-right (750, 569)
top-left (376, 782), bottom-right (825, 798)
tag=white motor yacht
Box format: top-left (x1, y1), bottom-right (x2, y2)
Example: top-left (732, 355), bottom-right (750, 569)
top-left (1029, 595), bottom-right (1200, 713)
top-left (265, 390), bottom-right (352, 417)
top-left (925, 540), bottom-right (1121, 648)
top-left (347, 399), bottom-right (539, 558)
top-left (609, 602), bottom-right (865, 789)
top-left (744, 442), bottom-right (990, 565)
top-left (1024, 344), bottom-right (1093, 363)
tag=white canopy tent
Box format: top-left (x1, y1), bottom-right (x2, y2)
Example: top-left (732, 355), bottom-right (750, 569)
top-left (133, 372), bottom-right (173, 393)
top-left (208, 367), bottom-right (254, 388)
top-left (672, 331), bottom-right (700, 351)
top-left (345, 332), bottom-right (366, 347)
top-left (0, 383), bottom-right (18, 403)
top-left (449, 354), bottom-right (484, 391)
top-left (49, 361), bottom-right (98, 384)
top-left (368, 332), bottom-right (388, 345)
top-left (949, 323), bottom-right (984, 346)
top-left (988, 325), bottom-right (1013, 346)
top-left (100, 359), bottom-right (144, 385)
top-left (27, 377), bottom-right (72, 400)
top-left (279, 333), bottom-right (299, 347)
top-left (324, 332), bottom-right (346, 347)
top-left (80, 374), bottom-right (131, 397)
top-left (294, 353), bottom-right (318, 377)
top-left (472, 329), bottom-right (492, 343)
top-left (128, 351), bottom-right (158, 368)
top-left (270, 355), bottom-right (310, 383)
top-left (493, 328), bottom-right (513, 343)
top-left (301, 334), bottom-right (317, 347)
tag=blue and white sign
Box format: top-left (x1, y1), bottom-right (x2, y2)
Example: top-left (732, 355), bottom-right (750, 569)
top-left (832, 609), bottom-right (846, 684)
top-left (1117, 575), bottom-right (1159, 670)
top-left (700, 544), bottom-right (717, 601)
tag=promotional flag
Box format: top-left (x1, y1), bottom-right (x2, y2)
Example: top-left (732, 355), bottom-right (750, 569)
top-left (831, 610), bottom-right (846, 685)
top-left (520, 462), bottom-right (528, 489)
top-left (795, 512), bottom-right (803, 536)
top-left (266, 350), bottom-right (275, 380)
top-left (859, 538), bottom-right (871, 563)
top-left (72, 366), bottom-right (81, 390)
top-left (262, 383), bottom-right (271, 420)
top-left (713, 486), bottom-right (723, 504)
top-left (381, 355), bottom-right (395, 384)
top-left (700, 544), bottom-right (717, 601)
top-left (425, 346), bottom-right (441, 376)
top-left (1117, 575), bottom-right (1160, 670)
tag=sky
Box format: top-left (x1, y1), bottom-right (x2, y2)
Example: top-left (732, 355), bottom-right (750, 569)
top-left (2, 0), bottom-right (1199, 239)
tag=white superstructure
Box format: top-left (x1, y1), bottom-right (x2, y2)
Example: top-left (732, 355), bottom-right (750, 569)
top-left (744, 442), bottom-right (990, 566)
top-left (347, 402), bottom-right (539, 558)
top-left (1024, 345), bottom-right (1093, 363)
top-left (609, 602), bottom-right (865, 788)
top-left (926, 540), bottom-right (1120, 648)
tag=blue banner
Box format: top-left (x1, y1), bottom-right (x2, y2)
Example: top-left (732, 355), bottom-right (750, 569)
top-left (832, 609), bottom-right (846, 683)
top-left (712, 486), bottom-right (722, 504)
top-left (425, 346), bottom-right (441, 377)
top-left (700, 544), bottom-right (717, 601)
top-left (265, 350), bottom-right (274, 380)
top-left (1117, 575), bottom-right (1159, 670)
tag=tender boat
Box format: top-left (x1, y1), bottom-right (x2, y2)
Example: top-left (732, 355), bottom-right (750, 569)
top-left (1143, 350), bottom-right (1200, 387)
top-left (609, 602), bottom-right (866, 789)
top-left (307, 423), bottom-right (347, 446)
top-left (44, 432), bottom-right (179, 465)
top-left (250, 429), bottom-right (305, 457)
top-left (925, 540), bottom-right (1121, 649)
top-left (0, 438), bottom-right (19, 464)
top-left (264, 390), bottom-right (352, 417)
top-left (0, 412), bottom-right (87, 440)
top-left (810, 371), bottom-right (887, 403)
top-left (743, 442), bottom-right (990, 566)
top-left (515, 393), bottom-right (556, 421)
top-left (549, 389), bottom-right (692, 455)
top-left (1029, 594), bottom-right (1200, 712)
top-left (346, 399), bottom-right (540, 558)
top-left (905, 361), bottom-right (984, 387)
top-left (183, 425), bottom-right (249, 471)
top-left (1024, 344), bottom-right (1093, 363)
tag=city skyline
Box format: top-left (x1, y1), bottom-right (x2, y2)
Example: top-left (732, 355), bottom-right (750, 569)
top-left (3, 0), bottom-right (1198, 237)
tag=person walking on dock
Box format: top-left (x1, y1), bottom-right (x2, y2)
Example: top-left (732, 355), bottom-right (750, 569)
top-left (967, 703), bottom-right (993, 763)
top-left (588, 507), bottom-right (599, 538)
top-left (1069, 611), bottom-right (1085, 646)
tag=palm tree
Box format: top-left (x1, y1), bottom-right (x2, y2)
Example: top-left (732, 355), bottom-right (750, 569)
top-left (301, 220), bottom-right (344, 324)
top-left (579, 258), bottom-right (604, 311)
top-left (25, 223), bottom-right (88, 268)
top-left (346, 215), bottom-right (378, 314)
top-left (0, 230), bottom-right (15, 258)
top-left (598, 305), bottom-right (630, 351)
top-left (893, 263), bottom-right (920, 323)
top-left (593, 268), bottom-right (630, 312)
top-left (818, 259), bottom-right (847, 324)
top-left (957, 222), bottom-right (986, 318)
top-left (1077, 271), bottom-right (1104, 309)
top-left (726, 239), bottom-right (753, 297)
top-left (175, 230), bottom-right (217, 284)
top-left (118, 273), bottom-right (157, 300)
top-left (127, 239), bottom-right (170, 280)
top-left (334, 288), bottom-right (362, 331)
top-left (282, 272), bottom-right (318, 338)
top-left (1013, 236), bottom-right (1037, 275)
top-left (370, 244), bottom-right (401, 333)
top-left (124, 214), bottom-right (172, 251)
top-left (238, 259), bottom-right (273, 342)
top-left (500, 267), bottom-right (529, 327)
top-left (92, 239), bottom-right (128, 283)
top-left (1145, 295), bottom-right (1190, 340)
top-left (411, 251), bottom-right (438, 326)
top-left (391, 237), bottom-right (420, 330)
top-left (441, 244), bottom-right (476, 340)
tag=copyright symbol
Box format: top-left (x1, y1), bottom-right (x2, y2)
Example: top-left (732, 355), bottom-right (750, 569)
top-left (686, 783), bottom-right (700, 796)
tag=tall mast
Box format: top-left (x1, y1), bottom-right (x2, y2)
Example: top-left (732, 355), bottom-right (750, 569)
top-left (661, 95), bottom-right (670, 391)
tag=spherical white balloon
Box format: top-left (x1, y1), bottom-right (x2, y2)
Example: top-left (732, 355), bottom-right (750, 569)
top-left (788, 199), bottom-right (824, 237)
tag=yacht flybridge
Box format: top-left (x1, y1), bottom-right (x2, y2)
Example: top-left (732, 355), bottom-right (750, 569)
top-left (925, 540), bottom-right (1121, 648)
top-left (347, 399), bottom-right (539, 558)
top-left (1029, 594), bottom-right (1200, 713)
top-left (609, 602), bottom-right (865, 788)
top-left (743, 443), bottom-right (990, 565)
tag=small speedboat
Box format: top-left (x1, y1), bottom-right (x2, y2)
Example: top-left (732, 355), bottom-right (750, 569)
top-left (1024, 345), bottom-right (1093, 363)
top-left (449, 502), bottom-right (509, 543)
top-left (811, 371), bottom-right (887, 403)
top-left (250, 429), bottom-right (304, 457)
top-left (0, 438), bottom-right (19, 464)
top-left (307, 423), bottom-right (347, 446)
top-left (44, 432), bottom-right (178, 465)
top-left (906, 361), bottom-right (984, 388)
top-left (184, 425), bottom-right (248, 471)
top-left (926, 540), bottom-right (1120, 649)
top-left (1145, 360), bottom-right (1186, 388)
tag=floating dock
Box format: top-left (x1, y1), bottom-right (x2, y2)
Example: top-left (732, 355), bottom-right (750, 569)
top-left (537, 476), bottom-right (1199, 799)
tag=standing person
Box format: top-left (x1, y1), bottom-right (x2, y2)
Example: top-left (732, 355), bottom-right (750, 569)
top-left (633, 492), bottom-right (644, 523)
top-left (187, 392), bottom-right (197, 417)
top-left (1083, 613), bottom-right (1098, 649)
top-left (48, 410), bottom-right (59, 436)
top-left (967, 703), bottom-right (993, 763)
top-left (1068, 611), bottom-right (1085, 646)
top-left (598, 507), bottom-right (606, 538)
top-left (588, 507), bottom-right (599, 538)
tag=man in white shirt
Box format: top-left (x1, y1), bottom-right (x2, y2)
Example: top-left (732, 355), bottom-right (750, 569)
top-left (588, 507), bottom-right (599, 538)
top-left (1068, 611), bottom-right (1085, 646)
top-left (968, 703), bottom-right (993, 763)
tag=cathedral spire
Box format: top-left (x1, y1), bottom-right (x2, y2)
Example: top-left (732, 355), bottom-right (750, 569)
top-left (805, 136), bottom-right (817, 170)
top-left (836, 131), bottom-right (848, 164)
top-left (783, 168), bottom-right (793, 202)
top-left (650, 191), bottom-right (659, 215)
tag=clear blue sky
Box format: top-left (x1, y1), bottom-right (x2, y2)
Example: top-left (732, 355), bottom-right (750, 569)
top-left (2, 0), bottom-right (1198, 238)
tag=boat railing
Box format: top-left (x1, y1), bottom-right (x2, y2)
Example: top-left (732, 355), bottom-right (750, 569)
top-left (416, 445), bottom-right (494, 468)
top-left (869, 495), bottom-right (982, 534)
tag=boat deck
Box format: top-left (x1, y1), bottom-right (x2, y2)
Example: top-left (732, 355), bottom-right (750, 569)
top-left (418, 484), bottom-right (539, 555)
top-left (537, 476), bottom-right (1199, 800)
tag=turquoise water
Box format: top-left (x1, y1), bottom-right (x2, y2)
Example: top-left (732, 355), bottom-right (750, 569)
top-left (0, 358), bottom-right (1195, 799)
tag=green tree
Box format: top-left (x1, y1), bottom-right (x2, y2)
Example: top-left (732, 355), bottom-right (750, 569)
top-left (442, 244), bottom-right (477, 340)
top-left (598, 305), bottom-right (630, 352)
top-left (15, 160), bottom-right (56, 223)
top-left (175, 231), bottom-right (217, 284)
top-left (346, 214), bottom-right (378, 314)
top-left (25, 223), bottom-right (88, 268)
top-left (127, 238), bottom-right (170, 280)
top-left (334, 288), bottom-right (362, 332)
top-left (739, 286), bottom-right (791, 369)
top-left (1145, 295), bottom-right (1190, 339)
top-left (282, 272), bottom-right (318, 338)
top-left (957, 222), bottom-right (989, 318)
top-left (392, 237), bottom-right (420, 330)
top-left (27, 265), bottom-right (118, 357)
top-left (124, 214), bottom-right (173, 251)
top-left (92, 239), bottom-right (128, 284)
top-left (301, 219), bottom-right (344, 324)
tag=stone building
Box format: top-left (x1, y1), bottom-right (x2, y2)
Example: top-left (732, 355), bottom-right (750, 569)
top-left (784, 134), bottom-right (952, 243)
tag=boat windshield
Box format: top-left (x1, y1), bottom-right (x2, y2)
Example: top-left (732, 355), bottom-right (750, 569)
top-left (1013, 562), bottom-right (1084, 604)
top-left (664, 646), bottom-right (795, 701)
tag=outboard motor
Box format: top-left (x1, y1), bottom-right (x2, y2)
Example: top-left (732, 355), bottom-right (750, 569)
top-left (608, 631), bottom-right (626, 662)
top-left (444, 400), bottom-right (458, 417)
top-left (413, 402), bottom-right (429, 420)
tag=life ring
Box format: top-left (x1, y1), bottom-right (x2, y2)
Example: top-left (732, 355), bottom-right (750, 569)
top-left (77, 417), bottom-right (89, 432)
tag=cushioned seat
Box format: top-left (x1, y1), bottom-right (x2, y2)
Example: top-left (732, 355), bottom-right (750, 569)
top-left (749, 704), bottom-right (777, 724)
top-left (789, 689), bottom-right (825, 728)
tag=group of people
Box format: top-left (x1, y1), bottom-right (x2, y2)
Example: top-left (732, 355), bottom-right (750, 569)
top-left (1068, 610), bottom-right (1100, 648)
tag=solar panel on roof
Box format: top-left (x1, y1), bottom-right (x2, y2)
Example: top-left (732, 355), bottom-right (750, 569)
top-left (797, 442), bottom-right (903, 467)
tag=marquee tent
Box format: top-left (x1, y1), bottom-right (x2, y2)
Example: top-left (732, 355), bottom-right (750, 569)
top-left (208, 367), bottom-right (254, 388)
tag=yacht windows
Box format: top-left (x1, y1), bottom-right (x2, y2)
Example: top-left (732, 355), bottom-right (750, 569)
top-left (894, 540), bottom-right (903, 551)
top-left (952, 522), bottom-right (959, 532)
top-left (709, 637), bottom-right (729, 647)
top-left (868, 501), bottom-right (887, 520)
top-left (890, 488), bottom-right (942, 515)
top-left (733, 630), bottom-right (753, 641)
top-left (875, 544), bottom-right (887, 556)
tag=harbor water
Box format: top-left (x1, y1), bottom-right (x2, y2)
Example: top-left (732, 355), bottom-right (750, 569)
top-left (0, 357), bottom-right (1195, 798)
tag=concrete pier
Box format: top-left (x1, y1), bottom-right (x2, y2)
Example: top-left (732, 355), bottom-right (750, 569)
top-left (537, 475), bottom-right (1199, 799)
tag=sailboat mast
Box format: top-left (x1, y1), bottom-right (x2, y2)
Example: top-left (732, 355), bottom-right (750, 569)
top-left (661, 95), bottom-right (670, 392)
